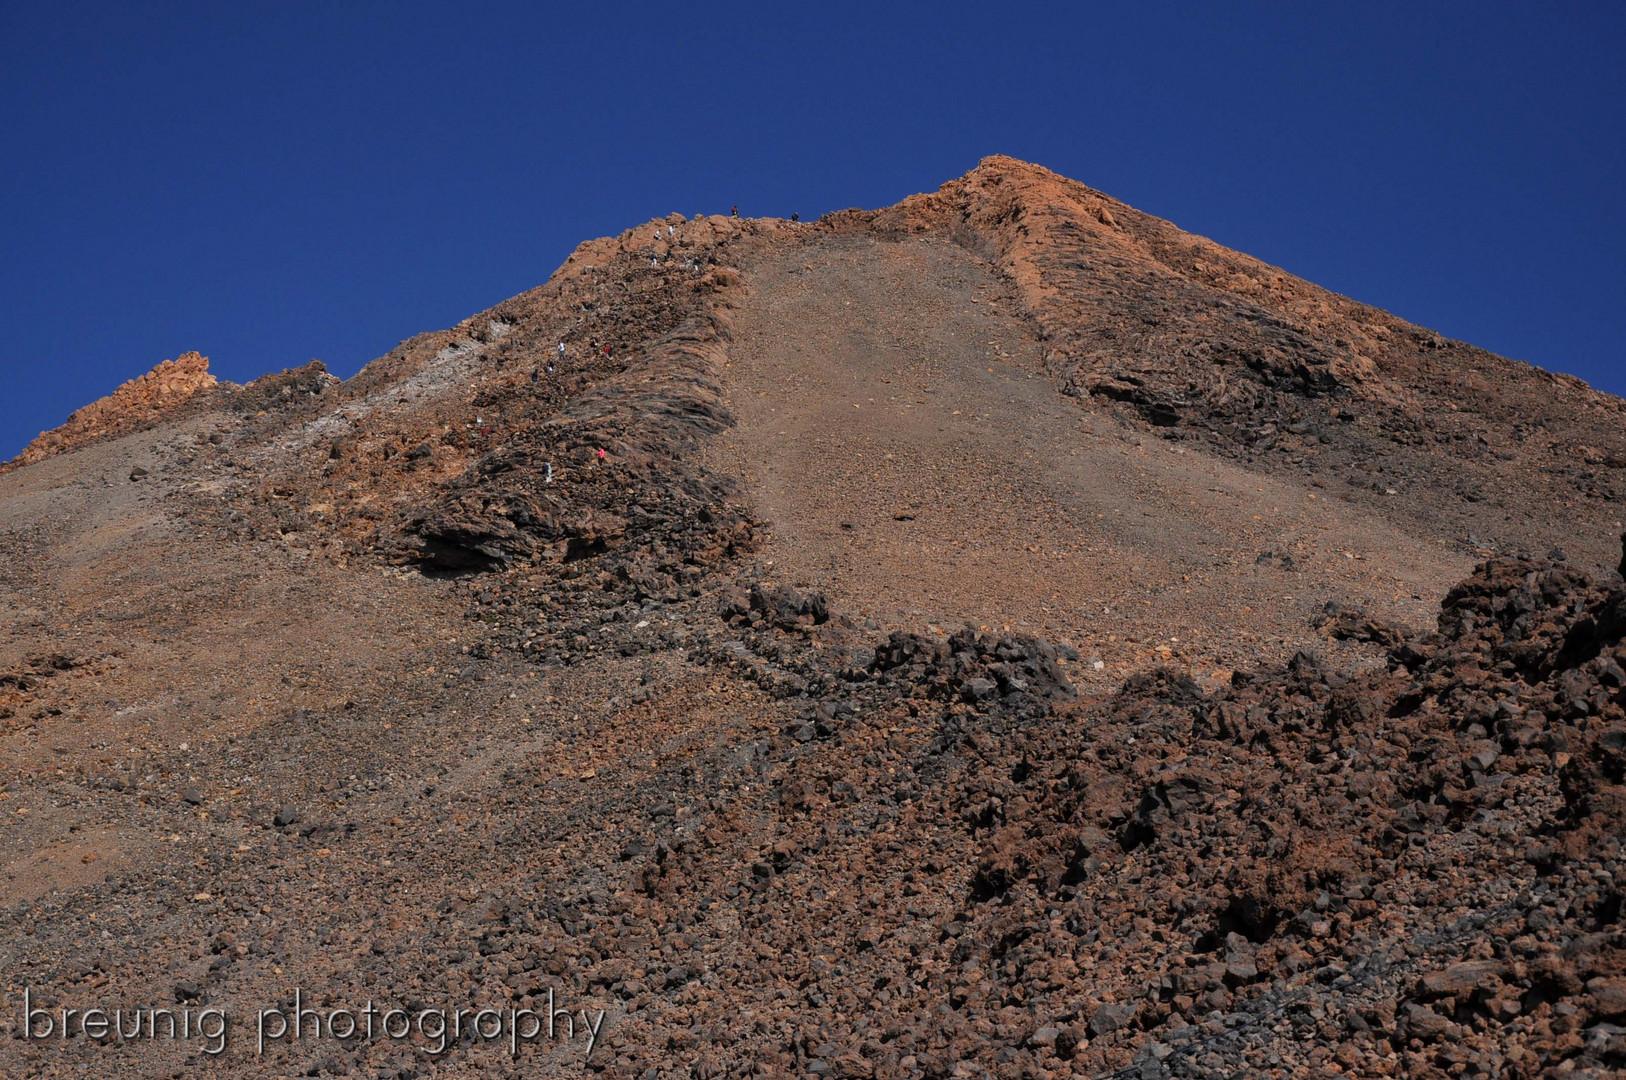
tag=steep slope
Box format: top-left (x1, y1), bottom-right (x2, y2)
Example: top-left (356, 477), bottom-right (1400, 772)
top-left (1, 158), bottom-right (1623, 1080)
top-left (707, 230), bottom-right (1461, 694)
top-left (869, 157), bottom-right (1626, 569)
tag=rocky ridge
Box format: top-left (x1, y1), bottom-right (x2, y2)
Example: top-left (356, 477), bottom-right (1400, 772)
top-left (5, 352), bottom-right (221, 471)
top-left (865, 157), bottom-right (1626, 562)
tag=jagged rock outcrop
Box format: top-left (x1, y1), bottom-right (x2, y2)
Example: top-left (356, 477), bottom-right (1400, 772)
top-left (5, 351), bottom-right (220, 470)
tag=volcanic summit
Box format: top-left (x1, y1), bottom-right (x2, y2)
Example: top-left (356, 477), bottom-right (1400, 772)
top-left (2, 157), bottom-right (1624, 1079)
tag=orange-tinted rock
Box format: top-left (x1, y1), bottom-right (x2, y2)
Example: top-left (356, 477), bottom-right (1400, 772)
top-left (6, 351), bottom-right (218, 469)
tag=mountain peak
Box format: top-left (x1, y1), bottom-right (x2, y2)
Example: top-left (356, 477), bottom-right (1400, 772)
top-left (3, 161), bottom-right (1624, 1079)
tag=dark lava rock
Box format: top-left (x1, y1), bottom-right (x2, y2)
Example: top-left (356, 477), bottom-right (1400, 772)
top-left (871, 624), bottom-right (1074, 716)
top-left (1089, 1002), bottom-right (1136, 1037)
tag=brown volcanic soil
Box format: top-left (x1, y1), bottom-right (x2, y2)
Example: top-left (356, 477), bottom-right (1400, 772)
top-left (707, 231), bottom-right (1461, 693)
top-left (870, 158), bottom-right (1626, 570)
top-left (1, 158), bottom-right (1624, 1080)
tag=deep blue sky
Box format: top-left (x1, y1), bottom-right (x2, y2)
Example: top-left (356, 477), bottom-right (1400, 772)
top-left (2, 2), bottom-right (1622, 460)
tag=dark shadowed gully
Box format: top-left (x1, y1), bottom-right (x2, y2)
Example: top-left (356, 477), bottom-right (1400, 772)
top-left (2, 158), bottom-right (1625, 1078)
